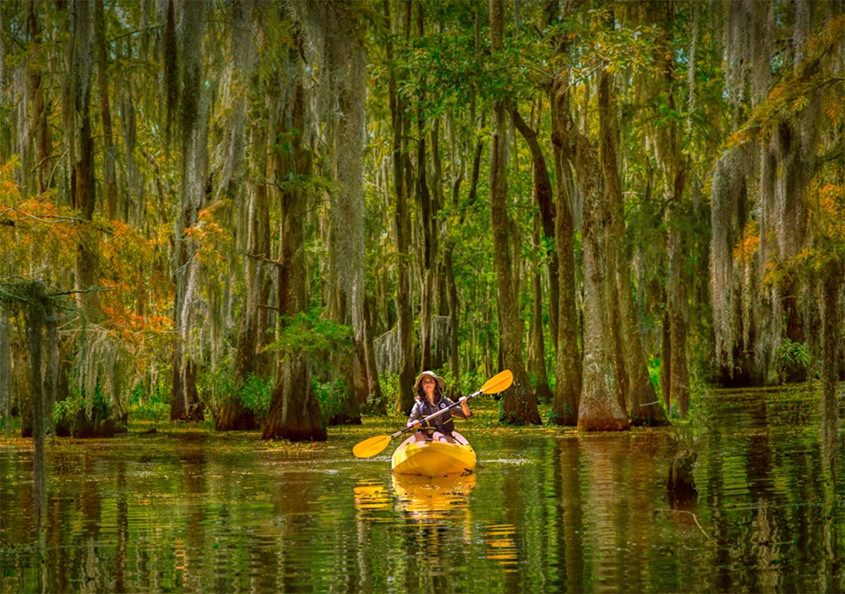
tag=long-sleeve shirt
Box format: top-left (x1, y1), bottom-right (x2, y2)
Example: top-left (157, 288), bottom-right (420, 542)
top-left (407, 395), bottom-right (467, 435)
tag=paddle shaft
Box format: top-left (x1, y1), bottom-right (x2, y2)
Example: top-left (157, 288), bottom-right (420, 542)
top-left (390, 390), bottom-right (481, 439)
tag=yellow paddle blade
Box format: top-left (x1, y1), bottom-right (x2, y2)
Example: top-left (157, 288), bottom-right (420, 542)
top-left (352, 435), bottom-right (392, 458)
top-left (480, 369), bottom-right (513, 394)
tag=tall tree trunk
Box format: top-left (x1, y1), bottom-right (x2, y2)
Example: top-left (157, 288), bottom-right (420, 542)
top-left (444, 242), bottom-right (460, 385)
top-left (510, 105), bottom-right (555, 402)
top-left (386, 0), bottom-right (416, 413)
top-left (217, 0), bottom-right (262, 431)
top-left (328, 0), bottom-right (368, 424)
top-left (667, 199), bottom-right (690, 417)
top-left (529, 217), bottom-right (553, 402)
top-left (119, 79), bottom-right (139, 224)
top-left (94, 0), bottom-right (117, 220)
top-left (445, 117), bottom-right (462, 385)
top-left (25, 1), bottom-right (51, 196)
top-left (263, 69), bottom-right (326, 441)
top-left (70, 0), bottom-right (101, 321)
top-left (574, 135), bottom-right (628, 431)
top-left (0, 312), bottom-right (9, 438)
top-left (658, 4), bottom-right (691, 416)
top-left (661, 307), bottom-right (672, 410)
top-left (510, 104), bottom-right (560, 354)
top-left (819, 260), bottom-right (842, 449)
top-left (224, 125), bottom-right (269, 430)
top-left (362, 295), bottom-right (384, 411)
top-left (490, 0), bottom-right (540, 425)
top-left (416, 3), bottom-right (435, 373)
top-left (598, 73), bottom-right (667, 426)
top-left (170, 1), bottom-right (207, 422)
top-left (550, 76), bottom-right (581, 426)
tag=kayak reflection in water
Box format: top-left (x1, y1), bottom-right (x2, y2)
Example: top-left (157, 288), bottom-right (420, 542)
top-left (407, 371), bottom-right (472, 443)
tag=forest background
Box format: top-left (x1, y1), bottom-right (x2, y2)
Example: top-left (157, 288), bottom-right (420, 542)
top-left (0, 0), bottom-right (843, 443)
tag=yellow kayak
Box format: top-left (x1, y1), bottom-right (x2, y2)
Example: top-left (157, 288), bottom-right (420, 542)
top-left (391, 430), bottom-right (477, 476)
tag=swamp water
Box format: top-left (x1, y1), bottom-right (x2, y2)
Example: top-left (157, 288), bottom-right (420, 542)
top-left (2, 386), bottom-right (845, 593)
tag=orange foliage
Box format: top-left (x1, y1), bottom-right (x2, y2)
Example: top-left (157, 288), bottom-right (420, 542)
top-left (186, 200), bottom-right (234, 272)
top-left (811, 183), bottom-right (845, 243)
top-left (102, 303), bottom-right (172, 342)
top-left (1, 158), bottom-right (174, 359)
top-left (733, 221), bottom-right (760, 263)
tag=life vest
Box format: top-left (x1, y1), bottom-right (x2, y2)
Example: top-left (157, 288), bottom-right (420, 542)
top-left (411, 395), bottom-right (457, 435)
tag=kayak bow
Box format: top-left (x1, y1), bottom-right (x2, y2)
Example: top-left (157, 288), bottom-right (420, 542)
top-left (391, 430), bottom-right (477, 476)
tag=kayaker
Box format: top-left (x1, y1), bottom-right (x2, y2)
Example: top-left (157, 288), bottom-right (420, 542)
top-left (407, 371), bottom-right (471, 441)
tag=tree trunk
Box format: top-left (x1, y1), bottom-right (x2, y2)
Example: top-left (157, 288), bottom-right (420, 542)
top-left (94, 0), bottom-right (118, 220)
top-left (529, 218), bottom-right (553, 403)
top-left (69, 0), bottom-right (101, 321)
top-left (0, 312), bottom-right (9, 438)
top-left (328, 1), bottom-right (368, 424)
top-left (661, 307), bottom-right (672, 411)
top-left (550, 76), bottom-right (581, 426)
top-left (222, 175), bottom-right (267, 429)
top-left (490, 0), bottom-right (540, 425)
top-left (657, 6), bottom-right (691, 415)
top-left (510, 104), bottom-right (560, 353)
top-left (25, 1), bottom-right (51, 196)
top-left (416, 3), bottom-right (434, 373)
top-left (362, 295), bottom-right (384, 411)
top-left (819, 260), bottom-right (842, 448)
top-left (263, 72), bottom-right (326, 441)
top-left (218, 3), bottom-right (263, 431)
top-left (386, 0), bottom-right (416, 413)
top-left (668, 210), bottom-right (690, 417)
top-left (445, 242), bottom-right (460, 384)
top-left (598, 73), bottom-right (667, 426)
top-left (574, 135), bottom-right (628, 431)
top-left (170, 2), bottom-right (208, 422)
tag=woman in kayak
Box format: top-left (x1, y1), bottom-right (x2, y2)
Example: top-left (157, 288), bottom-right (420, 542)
top-left (407, 371), bottom-right (471, 442)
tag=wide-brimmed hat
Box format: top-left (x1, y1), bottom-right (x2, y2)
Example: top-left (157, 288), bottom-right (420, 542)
top-left (413, 370), bottom-right (445, 393)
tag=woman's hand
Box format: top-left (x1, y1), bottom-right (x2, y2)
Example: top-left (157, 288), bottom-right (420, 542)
top-left (458, 396), bottom-right (472, 417)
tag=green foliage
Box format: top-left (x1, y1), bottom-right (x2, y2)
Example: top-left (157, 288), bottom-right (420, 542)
top-left (648, 356), bottom-right (662, 394)
top-left (199, 365), bottom-right (273, 423)
top-left (239, 374), bottom-right (273, 420)
top-left (265, 310), bottom-right (354, 359)
top-left (52, 396), bottom-right (85, 427)
top-left (364, 373), bottom-right (398, 416)
top-left (776, 339), bottom-right (811, 384)
top-left (128, 381), bottom-right (169, 422)
top-left (198, 364), bottom-right (235, 419)
top-left (313, 378), bottom-right (349, 422)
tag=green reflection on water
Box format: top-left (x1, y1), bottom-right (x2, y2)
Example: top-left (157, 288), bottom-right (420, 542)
top-left (1, 387), bottom-right (845, 592)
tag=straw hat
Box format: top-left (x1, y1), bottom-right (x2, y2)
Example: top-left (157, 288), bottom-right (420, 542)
top-left (413, 370), bottom-right (445, 393)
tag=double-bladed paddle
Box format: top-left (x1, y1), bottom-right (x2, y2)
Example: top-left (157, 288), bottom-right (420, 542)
top-left (352, 369), bottom-right (514, 459)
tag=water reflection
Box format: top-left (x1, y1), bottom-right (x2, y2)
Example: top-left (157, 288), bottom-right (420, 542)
top-left (1, 385), bottom-right (845, 592)
top-left (483, 523), bottom-right (518, 569)
top-left (391, 474), bottom-right (475, 518)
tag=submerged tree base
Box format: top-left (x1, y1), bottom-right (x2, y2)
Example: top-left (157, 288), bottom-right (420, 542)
top-left (667, 445), bottom-right (698, 501)
top-left (71, 415), bottom-right (128, 438)
top-left (578, 417), bottom-right (630, 431)
top-left (577, 398), bottom-right (630, 431)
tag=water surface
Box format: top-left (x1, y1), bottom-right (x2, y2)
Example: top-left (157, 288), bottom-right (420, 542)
top-left (2, 386), bottom-right (844, 592)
